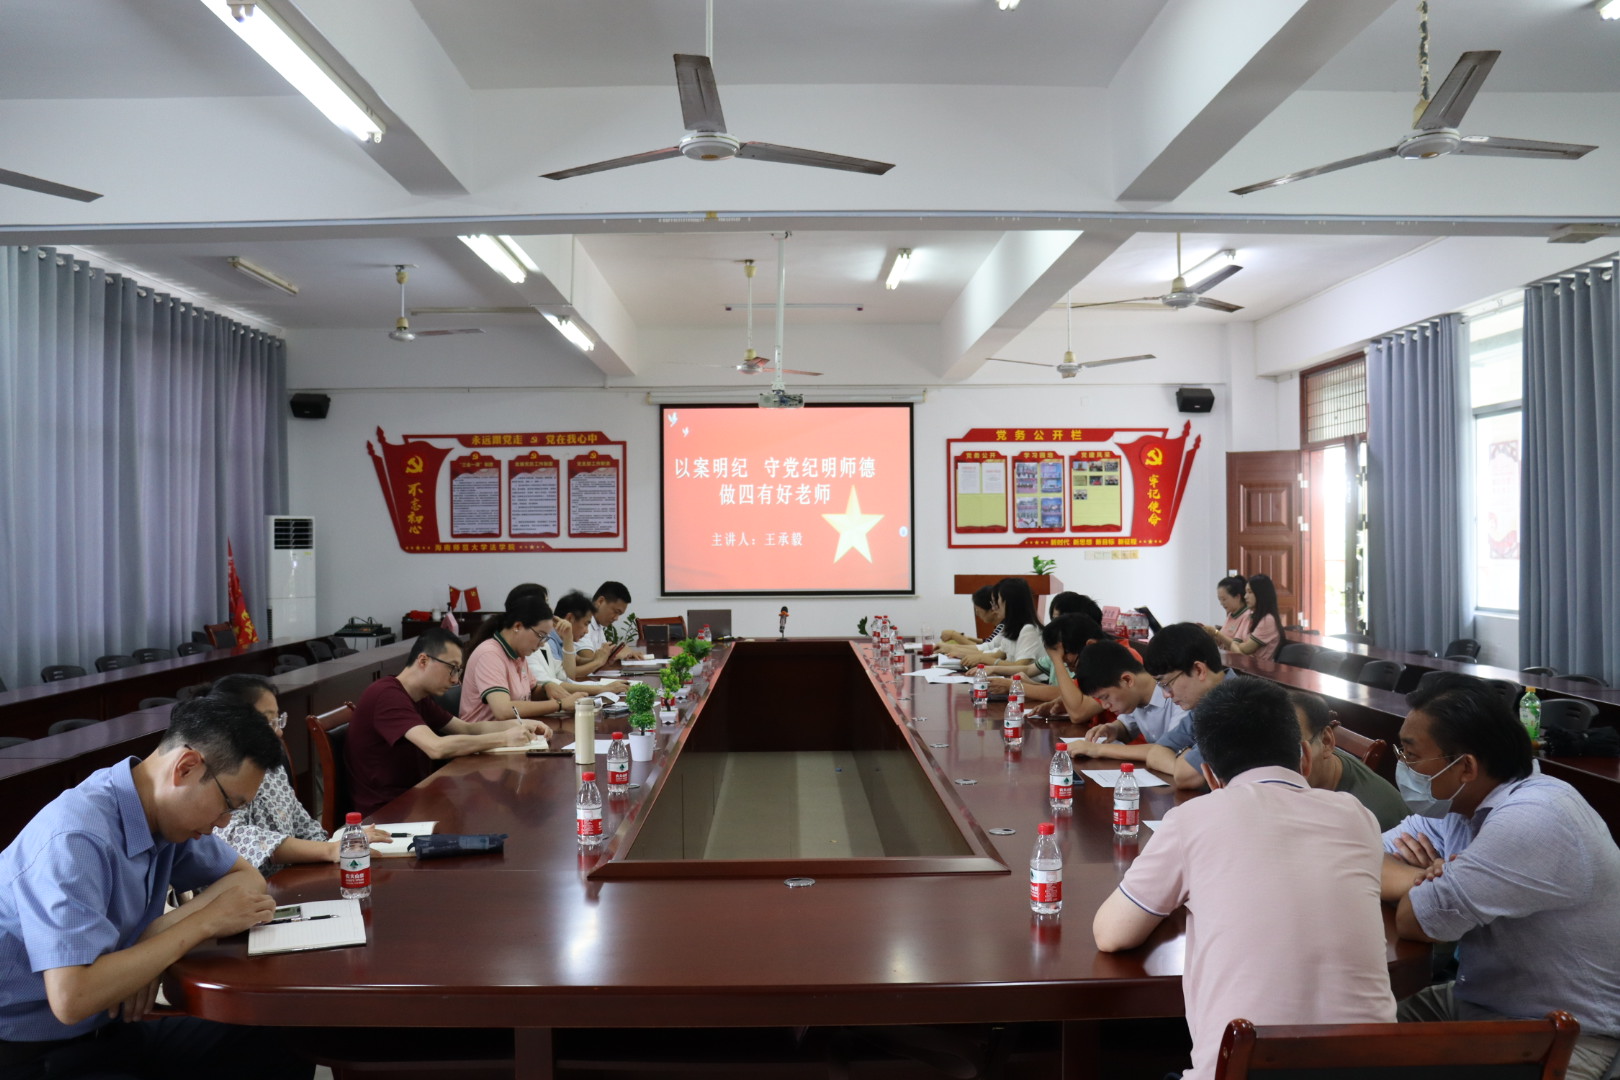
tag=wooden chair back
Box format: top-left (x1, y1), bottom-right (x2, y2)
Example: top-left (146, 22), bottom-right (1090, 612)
top-left (1328, 714), bottom-right (1392, 781)
top-left (1214, 1011), bottom-right (1579, 1080)
top-left (306, 703), bottom-right (356, 834)
top-left (637, 616), bottom-right (687, 656)
top-left (204, 623), bottom-right (237, 649)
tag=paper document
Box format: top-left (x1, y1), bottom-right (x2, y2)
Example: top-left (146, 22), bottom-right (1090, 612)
top-left (1080, 768), bottom-right (1170, 789)
top-left (620, 659), bottom-right (669, 669)
top-left (484, 735), bottom-right (551, 754)
top-left (559, 738), bottom-right (614, 755)
top-left (1142, 820), bottom-right (1163, 832)
top-left (329, 820), bottom-right (436, 857)
top-left (248, 899), bottom-right (366, 956)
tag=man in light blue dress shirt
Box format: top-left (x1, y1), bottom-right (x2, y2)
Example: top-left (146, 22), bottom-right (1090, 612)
top-left (1382, 674), bottom-right (1620, 1080)
top-left (0, 697), bottom-right (311, 1079)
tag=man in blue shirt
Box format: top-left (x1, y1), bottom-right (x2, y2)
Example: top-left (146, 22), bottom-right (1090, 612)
top-left (0, 696), bottom-right (311, 1079)
top-left (1382, 674), bottom-right (1620, 1080)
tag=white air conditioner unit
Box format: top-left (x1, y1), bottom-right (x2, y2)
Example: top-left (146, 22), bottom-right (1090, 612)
top-left (267, 516), bottom-right (317, 640)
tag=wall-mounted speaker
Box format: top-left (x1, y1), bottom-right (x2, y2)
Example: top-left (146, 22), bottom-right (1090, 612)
top-left (1175, 387), bottom-right (1215, 414)
top-left (289, 393), bottom-right (331, 420)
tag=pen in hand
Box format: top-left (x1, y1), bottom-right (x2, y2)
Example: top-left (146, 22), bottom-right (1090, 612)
top-left (269, 914), bottom-right (337, 925)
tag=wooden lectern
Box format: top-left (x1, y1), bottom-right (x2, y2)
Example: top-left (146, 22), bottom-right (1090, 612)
top-left (952, 574), bottom-right (1065, 639)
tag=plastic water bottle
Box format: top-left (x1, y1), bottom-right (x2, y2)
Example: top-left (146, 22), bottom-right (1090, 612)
top-left (1009, 673), bottom-right (1025, 710)
top-left (890, 628), bottom-right (905, 671)
top-left (699, 624), bottom-right (712, 644)
top-left (1519, 688), bottom-right (1542, 741)
top-left (972, 665), bottom-right (989, 708)
top-left (1049, 742), bottom-right (1074, 809)
top-left (1003, 701), bottom-right (1024, 749)
top-left (576, 771), bottom-right (604, 847)
top-left (1113, 763), bottom-right (1140, 838)
top-left (1029, 822), bottom-right (1062, 914)
top-left (339, 812), bottom-right (371, 899)
top-left (605, 733), bottom-right (630, 794)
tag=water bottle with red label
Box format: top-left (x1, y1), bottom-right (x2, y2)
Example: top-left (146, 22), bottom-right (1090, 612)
top-left (1003, 701), bottom-right (1024, 749)
top-left (576, 772), bottom-right (604, 847)
top-left (1113, 763), bottom-right (1140, 838)
top-left (339, 812), bottom-right (371, 899)
top-left (605, 733), bottom-right (630, 794)
top-left (1049, 742), bottom-right (1074, 808)
top-left (1029, 822), bottom-right (1062, 914)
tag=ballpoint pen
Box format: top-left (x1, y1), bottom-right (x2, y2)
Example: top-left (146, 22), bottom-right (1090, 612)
top-left (268, 914), bottom-right (337, 925)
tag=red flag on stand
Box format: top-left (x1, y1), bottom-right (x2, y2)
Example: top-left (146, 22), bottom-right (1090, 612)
top-left (227, 541), bottom-right (259, 645)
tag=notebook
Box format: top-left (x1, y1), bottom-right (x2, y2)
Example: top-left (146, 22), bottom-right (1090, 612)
top-left (328, 821), bottom-right (437, 857)
top-left (248, 899), bottom-right (366, 956)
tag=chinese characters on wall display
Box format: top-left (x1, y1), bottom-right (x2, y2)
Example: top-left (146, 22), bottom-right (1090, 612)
top-left (667, 452), bottom-right (880, 550)
top-left (946, 423), bottom-right (1202, 549)
top-left (368, 428), bottom-right (627, 553)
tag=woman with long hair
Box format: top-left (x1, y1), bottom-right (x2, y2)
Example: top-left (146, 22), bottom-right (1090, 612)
top-left (1210, 573), bottom-right (1285, 662)
top-left (208, 673), bottom-right (388, 873)
top-left (458, 590), bottom-right (566, 730)
top-left (1201, 575), bottom-right (1251, 645)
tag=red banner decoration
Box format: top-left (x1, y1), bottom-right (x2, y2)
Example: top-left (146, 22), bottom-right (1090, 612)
top-left (368, 429), bottom-right (626, 554)
top-left (947, 422), bottom-right (1201, 549)
top-left (226, 540), bottom-right (259, 645)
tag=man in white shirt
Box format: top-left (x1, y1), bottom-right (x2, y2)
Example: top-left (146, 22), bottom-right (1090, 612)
top-left (1093, 676), bottom-right (1395, 1080)
top-left (1073, 638), bottom-right (1187, 743)
top-left (579, 580), bottom-right (646, 661)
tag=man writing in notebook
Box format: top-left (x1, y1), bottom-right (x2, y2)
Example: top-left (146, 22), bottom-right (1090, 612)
top-left (347, 628), bottom-right (542, 816)
top-left (0, 697), bottom-right (313, 1079)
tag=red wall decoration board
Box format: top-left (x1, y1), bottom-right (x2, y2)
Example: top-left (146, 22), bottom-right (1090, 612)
top-left (368, 428), bottom-right (627, 553)
top-left (946, 423), bottom-right (1202, 550)
top-left (951, 450), bottom-right (1008, 533)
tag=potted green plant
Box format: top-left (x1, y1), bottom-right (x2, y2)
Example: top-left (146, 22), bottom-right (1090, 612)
top-left (625, 682), bottom-right (657, 760)
top-left (657, 665), bottom-right (683, 720)
top-left (669, 649), bottom-right (698, 702)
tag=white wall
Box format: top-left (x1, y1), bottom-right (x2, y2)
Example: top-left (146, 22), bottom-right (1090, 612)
top-left (285, 381), bottom-right (1232, 640)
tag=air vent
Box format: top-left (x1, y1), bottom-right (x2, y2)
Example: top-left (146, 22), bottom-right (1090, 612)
top-left (273, 517), bottom-right (315, 550)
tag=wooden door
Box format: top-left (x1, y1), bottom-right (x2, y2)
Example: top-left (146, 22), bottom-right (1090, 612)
top-left (1226, 451), bottom-right (1303, 627)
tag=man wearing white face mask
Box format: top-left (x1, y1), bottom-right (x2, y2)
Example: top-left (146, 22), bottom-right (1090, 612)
top-left (1381, 674), bottom-right (1620, 1080)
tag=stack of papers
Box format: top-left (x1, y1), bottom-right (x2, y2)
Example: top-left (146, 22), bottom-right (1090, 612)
top-left (1080, 768), bottom-right (1170, 789)
top-left (249, 899), bottom-right (367, 956)
top-left (484, 735), bottom-right (551, 754)
top-left (905, 668), bottom-right (974, 685)
top-left (620, 658), bottom-right (669, 669)
top-left (328, 821), bottom-right (437, 857)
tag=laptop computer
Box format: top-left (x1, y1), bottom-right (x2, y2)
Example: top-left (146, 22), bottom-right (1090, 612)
top-left (685, 609), bottom-right (734, 640)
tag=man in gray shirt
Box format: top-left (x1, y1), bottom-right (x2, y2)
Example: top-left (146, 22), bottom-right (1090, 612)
top-left (1289, 691), bottom-right (1409, 831)
top-left (1382, 674), bottom-right (1620, 1080)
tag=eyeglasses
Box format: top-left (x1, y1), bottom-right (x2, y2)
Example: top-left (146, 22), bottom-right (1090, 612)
top-left (268, 711), bottom-right (288, 734)
top-left (1392, 745), bottom-right (1456, 767)
top-left (424, 653), bottom-right (464, 678)
top-left (186, 744), bottom-right (247, 812)
top-left (1155, 670), bottom-right (1188, 693)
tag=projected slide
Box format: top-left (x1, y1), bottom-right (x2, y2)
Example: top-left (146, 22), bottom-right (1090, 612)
top-left (662, 405), bottom-right (913, 595)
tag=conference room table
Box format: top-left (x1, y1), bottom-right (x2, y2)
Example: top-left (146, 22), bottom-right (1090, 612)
top-left (169, 639), bottom-right (1431, 1079)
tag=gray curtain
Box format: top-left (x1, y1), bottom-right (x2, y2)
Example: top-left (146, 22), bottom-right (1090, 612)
top-left (1521, 258), bottom-right (1619, 685)
top-left (1367, 313), bottom-right (1468, 654)
top-left (0, 246), bottom-right (288, 689)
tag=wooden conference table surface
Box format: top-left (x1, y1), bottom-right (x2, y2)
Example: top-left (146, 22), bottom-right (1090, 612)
top-left (170, 641), bottom-right (1429, 1073)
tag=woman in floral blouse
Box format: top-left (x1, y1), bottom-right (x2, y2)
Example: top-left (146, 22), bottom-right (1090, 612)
top-left (209, 674), bottom-right (389, 874)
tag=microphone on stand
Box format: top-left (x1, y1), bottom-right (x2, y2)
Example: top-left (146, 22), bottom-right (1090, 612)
top-left (778, 606), bottom-right (790, 640)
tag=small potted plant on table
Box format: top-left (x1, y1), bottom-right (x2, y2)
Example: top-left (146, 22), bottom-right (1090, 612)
top-left (657, 665), bottom-right (683, 721)
top-left (625, 682), bottom-right (657, 761)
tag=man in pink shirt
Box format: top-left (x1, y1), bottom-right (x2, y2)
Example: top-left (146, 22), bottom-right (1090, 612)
top-left (1093, 676), bottom-right (1394, 1080)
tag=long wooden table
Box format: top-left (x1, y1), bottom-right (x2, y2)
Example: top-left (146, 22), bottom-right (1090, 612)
top-left (169, 640), bottom-right (1430, 1079)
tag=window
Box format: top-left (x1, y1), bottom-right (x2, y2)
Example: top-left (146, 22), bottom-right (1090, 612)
top-left (1467, 304), bottom-right (1523, 612)
top-left (1299, 356), bottom-right (1369, 636)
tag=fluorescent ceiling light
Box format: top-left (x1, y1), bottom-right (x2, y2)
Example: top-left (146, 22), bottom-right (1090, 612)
top-left (227, 255), bottom-right (298, 296)
top-left (1180, 248), bottom-right (1237, 283)
top-left (996, 0), bottom-right (1020, 9)
top-left (1600, 0), bottom-right (1620, 19)
top-left (201, 1), bottom-right (384, 143)
top-left (884, 248), bottom-right (913, 290)
top-left (458, 234), bottom-right (533, 284)
top-left (545, 313), bottom-right (595, 352)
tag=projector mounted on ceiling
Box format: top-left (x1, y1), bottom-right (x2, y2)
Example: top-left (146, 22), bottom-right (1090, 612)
top-left (759, 388), bottom-right (805, 409)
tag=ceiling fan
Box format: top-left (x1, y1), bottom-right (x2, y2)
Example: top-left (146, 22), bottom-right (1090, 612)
top-left (0, 167), bottom-right (102, 202)
top-left (541, 2), bottom-right (892, 181)
top-left (386, 266), bottom-right (484, 342)
top-left (734, 259), bottom-right (822, 377)
top-left (989, 290), bottom-right (1154, 378)
top-left (1232, 4), bottom-right (1595, 195)
top-left (1062, 234), bottom-right (1244, 314)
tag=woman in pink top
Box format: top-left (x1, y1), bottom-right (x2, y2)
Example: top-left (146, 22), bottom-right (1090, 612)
top-left (1215, 575), bottom-right (1252, 641)
top-left (1208, 573), bottom-right (1284, 663)
top-left (459, 592), bottom-right (566, 731)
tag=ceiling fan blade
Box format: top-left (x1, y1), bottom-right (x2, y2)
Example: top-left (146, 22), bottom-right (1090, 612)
top-left (1188, 264), bottom-right (1242, 294)
top-left (1457, 134), bottom-right (1597, 160)
top-left (1194, 297), bottom-right (1244, 313)
top-left (674, 54), bottom-right (728, 133)
top-left (541, 146), bottom-right (682, 180)
top-left (989, 357), bottom-right (1056, 368)
top-left (0, 167), bottom-right (103, 202)
top-left (412, 307), bottom-right (538, 316)
top-left (1416, 50), bottom-right (1500, 131)
top-left (1078, 353), bottom-right (1155, 369)
top-left (414, 328), bottom-right (485, 337)
top-left (1061, 297), bottom-right (1161, 309)
top-left (1229, 146), bottom-right (1399, 195)
top-left (780, 368), bottom-right (823, 377)
top-left (736, 142), bottom-right (893, 175)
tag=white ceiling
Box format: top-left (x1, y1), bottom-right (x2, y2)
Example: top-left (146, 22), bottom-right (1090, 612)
top-left (3, 0), bottom-right (1617, 381)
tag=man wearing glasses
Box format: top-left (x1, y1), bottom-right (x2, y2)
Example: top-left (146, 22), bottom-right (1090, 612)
top-left (1067, 622), bottom-right (1232, 791)
top-left (0, 696), bottom-right (313, 1078)
top-left (1381, 674), bottom-right (1620, 1080)
top-left (347, 627), bottom-right (542, 816)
